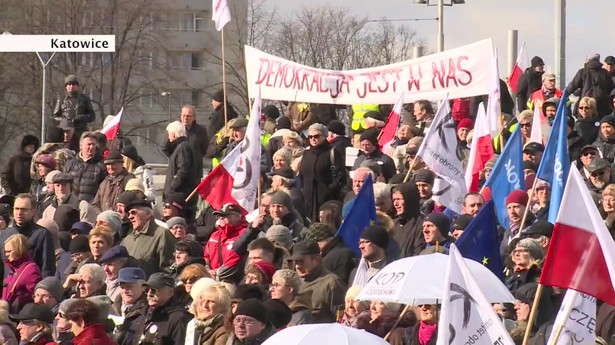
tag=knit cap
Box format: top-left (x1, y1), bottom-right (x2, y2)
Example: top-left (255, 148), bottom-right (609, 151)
top-left (424, 212), bottom-right (451, 237)
top-left (235, 298), bottom-right (268, 324)
top-left (413, 170), bottom-right (435, 185)
top-left (35, 277), bottom-right (64, 302)
top-left (96, 211), bottom-right (121, 235)
top-left (265, 225), bottom-right (292, 249)
top-left (269, 191), bottom-right (293, 210)
top-left (306, 222), bottom-right (335, 242)
top-left (360, 225), bottom-right (389, 249)
top-left (505, 189), bottom-right (529, 206)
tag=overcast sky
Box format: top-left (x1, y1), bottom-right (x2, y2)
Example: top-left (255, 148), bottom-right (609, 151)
top-left (264, 0), bottom-right (612, 85)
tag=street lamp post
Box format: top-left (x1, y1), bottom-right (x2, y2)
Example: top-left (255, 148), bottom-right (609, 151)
top-left (413, 0), bottom-right (465, 53)
top-left (161, 92), bottom-right (171, 122)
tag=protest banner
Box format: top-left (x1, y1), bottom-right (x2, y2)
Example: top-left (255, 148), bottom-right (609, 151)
top-left (245, 39), bottom-right (494, 104)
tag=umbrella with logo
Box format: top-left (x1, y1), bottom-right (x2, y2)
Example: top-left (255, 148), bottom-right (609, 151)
top-left (262, 323), bottom-right (389, 345)
top-left (355, 253), bottom-right (514, 305)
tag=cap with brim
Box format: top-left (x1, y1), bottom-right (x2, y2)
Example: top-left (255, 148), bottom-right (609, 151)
top-left (586, 158), bottom-right (610, 173)
top-left (268, 167), bottom-right (295, 180)
top-left (104, 150), bottom-right (123, 164)
top-left (289, 241), bottom-right (320, 260)
top-left (229, 118), bottom-right (249, 129)
top-left (145, 272), bottom-right (175, 289)
top-left (10, 303), bottom-right (54, 324)
top-left (125, 199), bottom-right (152, 212)
top-left (52, 172), bottom-right (74, 184)
top-left (523, 142), bottom-right (544, 153)
top-left (118, 267), bottom-right (146, 283)
top-left (523, 220), bottom-right (554, 238)
top-left (58, 118), bottom-right (75, 130)
top-left (99, 245), bottom-right (129, 264)
top-left (213, 203), bottom-right (242, 217)
top-left (582, 144), bottom-right (599, 152)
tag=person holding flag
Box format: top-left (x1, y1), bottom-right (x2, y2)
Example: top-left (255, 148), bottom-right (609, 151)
top-left (353, 127), bottom-right (396, 182)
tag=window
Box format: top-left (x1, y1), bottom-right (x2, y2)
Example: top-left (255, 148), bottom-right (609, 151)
top-left (191, 53), bottom-right (202, 70)
top-left (180, 12), bottom-right (205, 32)
top-left (191, 90), bottom-right (201, 107)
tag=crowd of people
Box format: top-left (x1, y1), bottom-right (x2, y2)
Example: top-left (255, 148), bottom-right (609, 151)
top-left (0, 53), bottom-right (615, 345)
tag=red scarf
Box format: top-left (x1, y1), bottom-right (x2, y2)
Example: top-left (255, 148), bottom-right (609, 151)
top-left (418, 321), bottom-right (437, 345)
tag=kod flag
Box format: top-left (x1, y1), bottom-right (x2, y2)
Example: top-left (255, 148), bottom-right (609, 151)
top-left (536, 90), bottom-right (569, 223)
top-left (484, 127), bottom-right (525, 229)
top-left (416, 95), bottom-right (467, 214)
top-left (437, 245), bottom-right (515, 345)
top-left (547, 290), bottom-right (596, 345)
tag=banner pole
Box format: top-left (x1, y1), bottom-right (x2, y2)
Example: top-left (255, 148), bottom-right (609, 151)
top-left (384, 304), bottom-right (412, 341)
top-left (547, 291), bottom-right (579, 345)
top-left (403, 159), bottom-right (418, 183)
top-left (222, 29), bottom-right (228, 128)
top-left (521, 284), bottom-right (544, 345)
top-left (517, 176), bottom-right (539, 238)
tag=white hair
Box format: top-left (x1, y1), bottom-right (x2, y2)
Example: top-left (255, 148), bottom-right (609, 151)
top-left (78, 263), bottom-right (106, 284)
top-left (353, 167), bottom-right (376, 180)
top-left (373, 182), bottom-right (391, 202)
top-left (166, 121), bottom-right (186, 138)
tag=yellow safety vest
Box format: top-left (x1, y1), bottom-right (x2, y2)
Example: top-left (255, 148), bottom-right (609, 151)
top-left (261, 133), bottom-right (271, 147)
top-left (493, 123), bottom-right (517, 153)
top-left (351, 104), bottom-right (380, 132)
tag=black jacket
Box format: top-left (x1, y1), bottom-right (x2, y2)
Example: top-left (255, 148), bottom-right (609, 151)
top-left (64, 154), bottom-right (107, 202)
top-left (567, 60), bottom-right (615, 117)
top-left (517, 69), bottom-right (544, 112)
top-left (321, 236), bottom-right (356, 283)
top-left (164, 137), bottom-right (199, 198)
top-left (115, 295), bottom-right (148, 345)
top-left (52, 92), bottom-right (96, 131)
top-left (352, 149), bottom-right (396, 182)
top-left (209, 103), bottom-right (238, 138)
top-left (134, 299), bottom-right (192, 345)
top-left (574, 116), bottom-right (600, 146)
top-left (1, 135), bottom-right (39, 195)
top-left (329, 136), bottom-right (352, 153)
top-left (392, 182), bottom-right (425, 257)
top-left (594, 134), bottom-right (615, 163)
top-left (163, 123), bottom-right (209, 179)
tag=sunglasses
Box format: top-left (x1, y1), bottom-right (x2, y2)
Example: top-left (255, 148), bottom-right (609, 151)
top-left (582, 151), bottom-right (598, 157)
top-left (308, 134), bottom-right (322, 139)
top-left (519, 123), bottom-right (531, 128)
top-left (181, 276), bottom-right (199, 284)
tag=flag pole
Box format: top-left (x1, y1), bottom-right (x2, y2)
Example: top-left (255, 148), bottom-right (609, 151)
top-left (521, 283), bottom-right (544, 345)
top-left (384, 304), bottom-right (412, 341)
top-left (547, 290), bottom-right (579, 345)
top-left (221, 29), bottom-right (228, 128)
top-left (185, 184), bottom-right (201, 203)
top-left (517, 176), bottom-right (539, 238)
top-left (403, 158), bottom-right (418, 183)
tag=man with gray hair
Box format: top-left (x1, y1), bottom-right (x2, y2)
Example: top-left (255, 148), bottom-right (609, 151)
top-left (344, 167), bottom-right (375, 202)
top-left (114, 267), bottom-right (148, 345)
top-left (64, 131), bottom-right (107, 202)
top-left (76, 263), bottom-right (106, 298)
top-left (163, 121), bottom-right (198, 199)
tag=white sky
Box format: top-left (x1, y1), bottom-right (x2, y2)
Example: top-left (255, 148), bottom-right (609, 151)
top-left (264, 0), bottom-right (612, 85)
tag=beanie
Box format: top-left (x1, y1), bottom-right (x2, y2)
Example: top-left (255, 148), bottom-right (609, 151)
top-left (516, 238), bottom-right (544, 261)
top-left (265, 225), bottom-right (292, 249)
top-left (263, 299), bottom-right (292, 329)
top-left (167, 216), bottom-right (187, 229)
top-left (485, 155), bottom-right (499, 170)
top-left (35, 154), bottom-right (57, 170)
top-left (306, 222), bottom-right (335, 242)
top-left (250, 260), bottom-right (276, 284)
top-left (96, 211), bottom-right (121, 235)
top-left (601, 115), bottom-right (615, 128)
top-left (453, 214), bottom-right (474, 230)
top-left (35, 277), bottom-right (64, 302)
top-left (531, 56), bottom-right (545, 68)
top-left (59, 298), bottom-right (79, 314)
top-left (117, 191), bottom-right (139, 206)
top-left (262, 105), bottom-right (280, 119)
top-left (69, 235), bottom-right (90, 254)
top-left (46, 126), bottom-right (64, 143)
top-left (233, 284), bottom-right (265, 301)
top-left (586, 53), bottom-right (600, 63)
top-left (413, 169), bottom-right (435, 185)
top-left (457, 118), bottom-right (474, 131)
top-left (276, 116), bottom-right (291, 130)
top-left (327, 120), bottom-right (346, 136)
top-left (189, 278), bottom-right (217, 300)
top-left (212, 90), bottom-right (225, 102)
top-left (359, 127), bottom-right (380, 146)
top-left (308, 123), bottom-right (328, 137)
top-left (515, 282), bottom-right (538, 305)
top-left (269, 191), bottom-right (293, 211)
top-left (424, 212), bottom-right (451, 237)
top-left (505, 189), bottom-right (529, 206)
top-left (360, 225), bottom-right (389, 249)
top-left (235, 298), bottom-right (268, 324)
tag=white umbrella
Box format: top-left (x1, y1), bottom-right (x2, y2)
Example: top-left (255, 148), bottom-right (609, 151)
top-left (262, 323), bottom-right (389, 345)
top-left (356, 253), bottom-right (514, 305)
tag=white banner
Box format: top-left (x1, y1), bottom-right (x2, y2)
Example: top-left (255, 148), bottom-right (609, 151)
top-left (245, 39), bottom-right (495, 105)
top-left (437, 245), bottom-right (515, 345)
top-left (547, 290), bottom-right (596, 345)
top-left (416, 96), bottom-right (467, 214)
top-left (0, 34), bottom-right (115, 52)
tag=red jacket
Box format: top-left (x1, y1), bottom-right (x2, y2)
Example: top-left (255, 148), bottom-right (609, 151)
top-left (2, 255), bottom-right (41, 312)
top-left (529, 88), bottom-right (563, 116)
top-left (204, 221), bottom-right (247, 270)
top-left (71, 324), bottom-right (117, 345)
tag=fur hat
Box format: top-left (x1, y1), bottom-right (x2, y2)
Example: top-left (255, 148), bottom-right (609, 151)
top-left (189, 278), bottom-right (217, 300)
top-left (327, 120), bottom-right (346, 136)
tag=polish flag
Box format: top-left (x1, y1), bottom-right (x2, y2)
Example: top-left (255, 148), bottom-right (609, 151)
top-left (539, 166), bottom-right (615, 306)
top-left (212, 0), bottom-right (231, 31)
top-left (529, 103), bottom-right (543, 144)
top-left (378, 91), bottom-right (404, 151)
top-left (464, 103), bottom-right (494, 192)
top-left (100, 107), bottom-right (123, 141)
top-left (506, 42), bottom-right (530, 93)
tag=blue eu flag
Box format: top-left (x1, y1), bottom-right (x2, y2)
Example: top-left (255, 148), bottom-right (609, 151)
top-left (336, 175), bottom-right (377, 256)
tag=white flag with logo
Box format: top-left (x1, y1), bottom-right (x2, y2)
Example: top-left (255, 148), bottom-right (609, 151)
top-left (437, 245), bottom-right (515, 345)
top-left (547, 289), bottom-right (596, 345)
top-left (231, 90), bottom-right (261, 213)
top-left (212, 0), bottom-right (231, 31)
top-left (416, 95), bottom-right (467, 213)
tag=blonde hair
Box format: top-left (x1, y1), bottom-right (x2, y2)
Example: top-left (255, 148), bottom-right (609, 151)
top-left (0, 300), bottom-right (12, 325)
top-left (179, 263), bottom-right (211, 282)
top-left (123, 155), bottom-right (137, 173)
top-left (88, 226), bottom-right (114, 247)
top-left (603, 184), bottom-right (615, 198)
top-left (579, 97), bottom-right (597, 117)
top-left (272, 269), bottom-right (303, 294)
top-left (192, 284), bottom-right (232, 320)
top-left (517, 110), bottom-right (533, 124)
top-left (4, 233), bottom-right (30, 258)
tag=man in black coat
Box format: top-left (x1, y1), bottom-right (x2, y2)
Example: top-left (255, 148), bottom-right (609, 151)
top-left (352, 128), bottom-right (396, 182)
top-left (163, 105), bottom-right (208, 179)
top-left (163, 121), bottom-right (198, 200)
top-left (209, 89), bottom-right (238, 138)
top-left (52, 75), bottom-right (96, 141)
top-left (392, 181), bottom-right (425, 257)
top-left (0, 134), bottom-right (39, 196)
top-left (567, 54), bottom-right (615, 117)
top-left (517, 56), bottom-right (545, 112)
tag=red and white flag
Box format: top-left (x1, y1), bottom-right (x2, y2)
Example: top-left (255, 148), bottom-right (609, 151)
top-left (212, 0), bottom-right (231, 31)
top-left (100, 107), bottom-right (123, 141)
top-left (506, 42), bottom-right (529, 93)
top-left (464, 103), bottom-right (494, 192)
top-left (378, 91), bottom-right (404, 151)
top-left (196, 144), bottom-right (245, 214)
top-left (539, 166), bottom-right (615, 306)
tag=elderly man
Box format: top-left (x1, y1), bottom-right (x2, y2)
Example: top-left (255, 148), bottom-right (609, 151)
top-left (521, 221), bottom-right (554, 256)
top-left (523, 142), bottom-right (544, 166)
top-left (529, 72), bottom-right (563, 114)
top-left (163, 105), bottom-right (208, 179)
top-left (33, 277), bottom-right (64, 314)
top-left (114, 267), bottom-right (148, 345)
top-left (41, 172), bottom-right (96, 224)
top-left (121, 200), bottom-right (176, 277)
top-left (422, 213), bottom-right (454, 249)
top-left (164, 121), bottom-right (198, 200)
top-left (305, 222), bottom-right (356, 283)
top-left (461, 192), bottom-right (485, 217)
top-left (268, 191), bottom-right (306, 239)
top-left (52, 75), bottom-right (96, 150)
top-left (586, 158), bottom-right (615, 200)
top-left (115, 191), bottom-right (139, 239)
top-left (269, 269), bottom-right (312, 326)
top-left (228, 299), bottom-right (276, 344)
top-left (64, 131), bottom-right (107, 202)
top-left (352, 128), bottom-right (396, 182)
top-left (290, 241), bottom-right (345, 323)
top-left (133, 273), bottom-right (191, 345)
top-left (99, 245), bottom-right (132, 314)
top-left (501, 190), bottom-right (532, 253)
top-left (579, 145), bottom-right (600, 180)
top-left (344, 167), bottom-right (375, 203)
top-left (92, 150), bottom-right (134, 213)
top-left (68, 263), bottom-right (106, 298)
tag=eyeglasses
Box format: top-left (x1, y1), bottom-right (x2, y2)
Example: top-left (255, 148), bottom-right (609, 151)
top-left (233, 317), bottom-right (257, 326)
top-left (33, 293), bottom-right (51, 300)
top-left (358, 240), bottom-right (372, 246)
top-left (512, 248), bottom-right (528, 255)
top-left (128, 209), bottom-right (141, 216)
top-left (519, 123), bottom-right (532, 128)
top-left (591, 169), bottom-right (608, 177)
top-left (308, 134), bottom-right (322, 140)
top-left (145, 288), bottom-right (159, 295)
top-left (181, 276), bottom-right (199, 284)
top-left (269, 283), bottom-right (288, 289)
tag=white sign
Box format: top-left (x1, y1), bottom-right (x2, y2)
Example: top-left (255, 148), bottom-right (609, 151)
top-left (437, 245), bottom-right (515, 345)
top-left (245, 39), bottom-right (495, 105)
top-left (0, 34), bottom-right (115, 52)
top-left (547, 290), bottom-right (596, 345)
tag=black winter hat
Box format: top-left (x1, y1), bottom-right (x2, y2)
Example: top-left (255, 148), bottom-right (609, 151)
top-left (359, 127), bottom-right (380, 146)
top-left (69, 235), bottom-right (90, 254)
top-left (120, 145), bottom-right (143, 164)
top-left (0, 204), bottom-right (9, 223)
top-left (606, 56), bottom-right (615, 65)
top-left (164, 192), bottom-right (187, 210)
top-left (523, 161), bottom-right (537, 172)
top-left (264, 299), bottom-right (292, 329)
top-left (453, 214), bottom-right (474, 230)
top-left (262, 105), bottom-right (280, 119)
top-left (424, 212), bottom-right (451, 237)
top-left (212, 90), bottom-right (225, 102)
top-left (235, 298), bottom-right (268, 324)
top-left (21, 134), bottom-right (40, 150)
top-left (531, 56), bottom-right (545, 68)
top-left (233, 284), bottom-right (265, 301)
top-left (601, 115), bottom-right (615, 128)
top-left (413, 170), bottom-right (435, 185)
top-left (117, 191), bottom-right (139, 206)
top-left (276, 116), bottom-right (291, 130)
top-left (523, 220), bottom-right (554, 238)
top-left (104, 150), bottom-right (123, 164)
top-left (46, 126), bottom-right (64, 143)
top-left (515, 282), bottom-right (539, 304)
top-left (360, 225), bottom-right (389, 250)
top-left (269, 167), bottom-right (295, 180)
top-left (269, 191), bottom-right (293, 211)
top-left (327, 120), bottom-right (346, 136)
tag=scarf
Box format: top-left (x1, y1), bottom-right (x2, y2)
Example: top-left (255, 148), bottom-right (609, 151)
top-left (418, 321), bottom-right (437, 345)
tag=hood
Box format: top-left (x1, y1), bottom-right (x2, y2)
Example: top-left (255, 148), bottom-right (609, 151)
top-left (20, 134), bottom-right (40, 153)
top-left (394, 181), bottom-right (421, 220)
top-left (585, 60), bottom-right (603, 70)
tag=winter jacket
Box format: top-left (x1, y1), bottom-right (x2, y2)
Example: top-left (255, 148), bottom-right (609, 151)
top-left (575, 116), bottom-right (601, 146)
top-left (0, 323), bottom-right (18, 345)
top-left (2, 255), bottom-right (41, 313)
top-left (209, 104), bottom-right (238, 140)
top-left (354, 310), bottom-right (417, 339)
top-left (505, 264), bottom-right (541, 295)
top-left (528, 88), bottom-right (563, 114)
top-left (204, 221), bottom-right (248, 283)
top-left (321, 236), bottom-right (356, 284)
top-left (224, 324), bottom-right (276, 345)
top-left (567, 60), bottom-right (615, 117)
top-left (41, 193), bottom-right (97, 226)
top-left (300, 141), bottom-right (347, 221)
top-left (517, 69), bottom-right (544, 112)
top-left (288, 291), bottom-right (313, 326)
top-left (52, 91), bottom-right (96, 131)
top-left (388, 321), bottom-right (437, 345)
top-left (71, 323), bottom-right (116, 345)
top-left (392, 182), bottom-right (426, 257)
top-left (30, 143), bottom-right (75, 179)
top-left (92, 170), bottom-right (134, 213)
top-left (164, 137), bottom-right (199, 199)
top-left (593, 134), bottom-right (615, 163)
top-left (133, 165), bottom-right (156, 201)
top-left (300, 265), bottom-right (346, 323)
top-left (24, 331), bottom-right (57, 345)
top-left (352, 148), bottom-right (397, 182)
top-left (114, 296), bottom-right (148, 345)
top-left (121, 220), bottom-right (177, 277)
top-left (64, 154), bottom-right (107, 202)
top-left (185, 314), bottom-right (229, 345)
top-left (162, 122), bottom-right (208, 182)
top-left (1, 134), bottom-right (39, 195)
top-left (134, 299), bottom-right (191, 345)
top-left (3, 222), bottom-right (55, 278)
